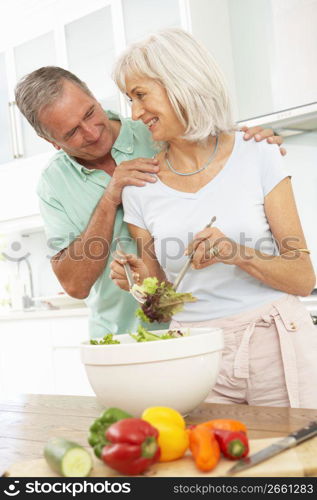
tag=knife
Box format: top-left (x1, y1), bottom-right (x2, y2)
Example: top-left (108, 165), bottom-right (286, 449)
top-left (227, 420), bottom-right (317, 476)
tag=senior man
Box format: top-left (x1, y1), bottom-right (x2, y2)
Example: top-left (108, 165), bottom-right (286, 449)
top-left (15, 66), bottom-right (285, 338)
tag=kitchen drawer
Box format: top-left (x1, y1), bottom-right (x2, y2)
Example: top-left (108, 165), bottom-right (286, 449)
top-left (0, 319), bottom-right (54, 398)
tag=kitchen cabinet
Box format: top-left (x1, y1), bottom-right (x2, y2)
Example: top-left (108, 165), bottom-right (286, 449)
top-left (122, 0), bottom-right (182, 44)
top-left (0, 319), bottom-right (54, 398)
top-left (0, 1), bottom-right (115, 168)
top-left (0, 311), bottom-right (94, 398)
top-left (14, 31), bottom-right (57, 158)
top-left (0, 0), bottom-right (187, 170)
top-left (227, 0), bottom-right (317, 121)
top-left (0, 52), bottom-right (12, 164)
top-left (65, 6), bottom-right (119, 111)
top-left (0, 154), bottom-right (51, 228)
top-left (0, 0), bottom-right (187, 227)
top-left (50, 316), bottom-right (94, 396)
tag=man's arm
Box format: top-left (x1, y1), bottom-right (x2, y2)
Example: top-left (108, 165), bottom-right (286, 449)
top-left (51, 157), bottom-right (159, 299)
top-left (51, 195), bottom-right (117, 299)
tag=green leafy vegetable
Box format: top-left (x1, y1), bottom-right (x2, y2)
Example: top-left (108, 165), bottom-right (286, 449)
top-left (90, 334), bottom-right (121, 345)
top-left (133, 278), bottom-right (197, 323)
top-left (141, 277), bottom-right (160, 295)
top-left (130, 325), bottom-right (189, 342)
top-left (130, 325), bottom-right (161, 342)
top-left (89, 327), bottom-right (190, 345)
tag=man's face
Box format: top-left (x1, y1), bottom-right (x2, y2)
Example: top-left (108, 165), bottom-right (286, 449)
top-left (38, 80), bottom-right (115, 162)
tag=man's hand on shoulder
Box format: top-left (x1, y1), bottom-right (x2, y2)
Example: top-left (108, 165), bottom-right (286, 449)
top-left (241, 125), bottom-right (287, 156)
top-left (105, 157), bottom-right (160, 206)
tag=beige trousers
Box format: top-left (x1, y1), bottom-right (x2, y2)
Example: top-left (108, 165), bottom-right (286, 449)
top-left (170, 295), bottom-right (317, 408)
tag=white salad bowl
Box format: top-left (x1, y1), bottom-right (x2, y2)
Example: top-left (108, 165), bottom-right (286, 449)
top-left (80, 327), bottom-right (223, 416)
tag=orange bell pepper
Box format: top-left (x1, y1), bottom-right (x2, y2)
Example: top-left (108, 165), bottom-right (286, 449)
top-left (200, 418), bottom-right (247, 434)
top-left (188, 424), bottom-right (220, 472)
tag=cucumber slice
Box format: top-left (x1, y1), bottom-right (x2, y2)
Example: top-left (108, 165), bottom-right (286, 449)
top-left (44, 437), bottom-right (93, 477)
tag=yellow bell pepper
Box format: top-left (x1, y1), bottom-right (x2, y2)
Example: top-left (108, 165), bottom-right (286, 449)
top-left (141, 406), bottom-right (189, 462)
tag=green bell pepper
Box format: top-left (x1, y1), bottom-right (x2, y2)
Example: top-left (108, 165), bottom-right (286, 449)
top-left (88, 407), bottom-right (133, 458)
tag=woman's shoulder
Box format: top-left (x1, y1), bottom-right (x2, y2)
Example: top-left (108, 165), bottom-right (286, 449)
top-left (237, 129), bottom-right (280, 158)
top-left (122, 176), bottom-right (160, 202)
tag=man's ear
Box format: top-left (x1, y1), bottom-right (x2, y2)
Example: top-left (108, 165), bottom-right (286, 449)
top-left (50, 141), bottom-right (61, 151)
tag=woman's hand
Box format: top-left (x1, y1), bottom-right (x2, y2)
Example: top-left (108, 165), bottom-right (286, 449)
top-left (185, 227), bottom-right (239, 269)
top-left (110, 253), bottom-right (149, 290)
top-left (241, 125), bottom-right (287, 156)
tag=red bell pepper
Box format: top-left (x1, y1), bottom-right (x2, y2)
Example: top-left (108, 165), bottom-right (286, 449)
top-left (101, 418), bottom-right (160, 474)
top-left (214, 429), bottom-right (249, 460)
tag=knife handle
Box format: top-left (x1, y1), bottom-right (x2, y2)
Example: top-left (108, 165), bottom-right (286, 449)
top-left (290, 420), bottom-right (317, 444)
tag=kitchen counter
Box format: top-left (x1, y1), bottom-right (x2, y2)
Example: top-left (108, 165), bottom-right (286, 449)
top-left (0, 297), bottom-right (315, 321)
top-left (300, 295), bottom-right (317, 314)
top-left (1, 394), bottom-right (317, 477)
top-left (0, 307), bottom-right (89, 320)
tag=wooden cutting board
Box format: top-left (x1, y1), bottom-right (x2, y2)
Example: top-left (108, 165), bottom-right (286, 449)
top-left (4, 437), bottom-right (317, 477)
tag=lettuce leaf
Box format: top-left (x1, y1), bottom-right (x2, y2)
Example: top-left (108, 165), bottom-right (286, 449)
top-left (130, 325), bottom-right (190, 342)
top-left (90, 334), bottom-right (121, 345)
top-left (90, 327), bottom-right (190, 345)
top-left (133, 279), bottom-right (196, 323)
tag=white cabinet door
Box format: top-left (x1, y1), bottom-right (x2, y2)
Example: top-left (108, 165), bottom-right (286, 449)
top-left (65, 6), bottom-right (119, 111)
top-left (0, 318), bottom-right (54, 398)
top-left (0, 52), bottom-right (13, 165)
top-left (51, 316), bottom-right (94, 396)
top-left (0, 314), bottom-right (94, 398)
top-left (14, 31), bottom-right (57, 158)
top-left (122, 0), bottom-right (182, 44)
top-left (0, 152), bottom-right (53, 222)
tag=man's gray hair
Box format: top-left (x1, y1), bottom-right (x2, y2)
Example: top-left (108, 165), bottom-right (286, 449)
top-left (113, 28), bottom-right (235, 142)
top-left (15, 66), bottom-right (94, 139)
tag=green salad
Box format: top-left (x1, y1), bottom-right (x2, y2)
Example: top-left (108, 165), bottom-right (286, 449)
top-left (90, 325), bottom-right (189, 345)
top-left (133, 277), bottom-right (196, 323)
top-left (90, 334), bottom-right (120, 345)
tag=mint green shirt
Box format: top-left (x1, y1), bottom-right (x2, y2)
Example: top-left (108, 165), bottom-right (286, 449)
top-left (37, 110), bottom-right (165, 338)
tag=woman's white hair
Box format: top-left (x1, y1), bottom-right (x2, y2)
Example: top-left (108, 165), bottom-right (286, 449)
top-left (113, 28), bottom-right (235, 142)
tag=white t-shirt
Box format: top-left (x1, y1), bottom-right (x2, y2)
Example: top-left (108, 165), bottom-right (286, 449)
top-left (123, 132), bottom-right (290, 322)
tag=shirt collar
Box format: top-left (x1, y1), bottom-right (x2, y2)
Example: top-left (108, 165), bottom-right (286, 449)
top-left (108, 109), bottom-right (135, 155)
top-left (63, 153), bottom-right (91, 179)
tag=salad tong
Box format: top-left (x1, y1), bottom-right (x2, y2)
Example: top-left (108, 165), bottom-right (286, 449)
top-left (115, 239), bottom-right (146, 303)
top-left (115, 215), bottom-right (216, 303)
top-left (172, 216), bottom-right (217, 290)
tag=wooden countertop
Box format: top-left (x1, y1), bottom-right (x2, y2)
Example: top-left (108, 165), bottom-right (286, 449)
top-left (1, 394), bottom-right (317, 476)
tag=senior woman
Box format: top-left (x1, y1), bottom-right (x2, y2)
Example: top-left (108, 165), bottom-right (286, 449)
top-left (110, 28), bottom-right (317, 408)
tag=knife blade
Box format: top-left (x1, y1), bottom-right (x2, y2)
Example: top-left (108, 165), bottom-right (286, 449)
top-left (227, 420), bottom-right (317, 476)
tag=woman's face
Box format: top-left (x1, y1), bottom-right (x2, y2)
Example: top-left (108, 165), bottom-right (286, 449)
top-left (125, 75), bottom-right (185, 142)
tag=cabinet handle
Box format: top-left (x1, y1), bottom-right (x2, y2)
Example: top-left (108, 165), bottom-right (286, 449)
top-left (12, 101), bottom-right (24, 158)
top-left (8, 101), bottom-right (19, 159)
top-left (8, 101), bottom-right (24, 159)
